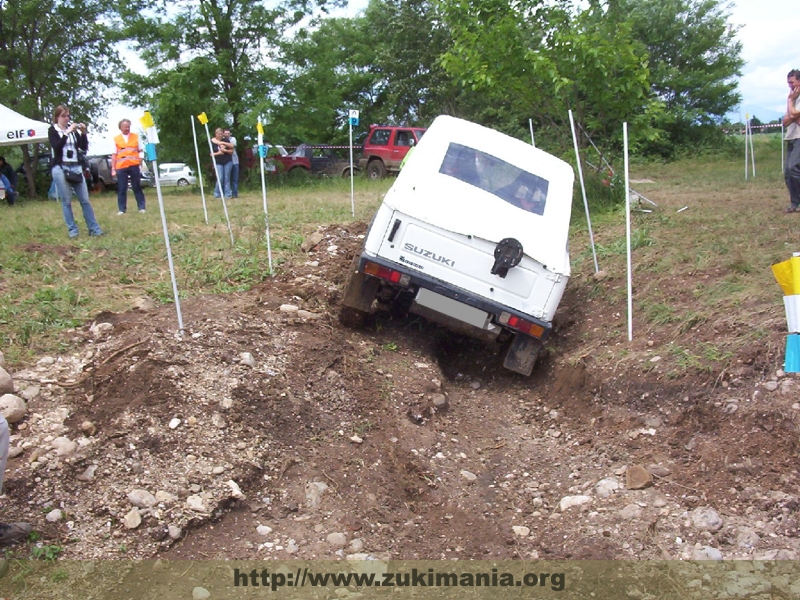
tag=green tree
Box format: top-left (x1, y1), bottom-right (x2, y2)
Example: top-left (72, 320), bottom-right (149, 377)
top-left (121, 0), bottom-right (339, 165)
top-left (440, 0), bottom-right (657, 155)
top-left (270, 17), bottom-right (372, 146)
top-left (620, 0), bottom-right (743, 153)
top-left (0, 0), bottom-right (123, 195)
top-left (274, 0), bottom-right (477, 145)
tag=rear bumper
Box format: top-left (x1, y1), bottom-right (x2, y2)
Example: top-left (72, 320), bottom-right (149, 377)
top-left (356, 254), bottom-right (552, 340)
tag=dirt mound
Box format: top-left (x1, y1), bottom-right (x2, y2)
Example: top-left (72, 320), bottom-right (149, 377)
top-left (4, 224), bottom-right (800, 561)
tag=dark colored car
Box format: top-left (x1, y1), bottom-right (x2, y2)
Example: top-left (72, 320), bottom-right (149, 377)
top-left (88, 155), bottom-right (153, 191)
top-left (262, 144), bottom-right (360, 177)
top-left (292, 144), bottom-right (360, 177)
top-left (358, 125), bottom-right (427, 179)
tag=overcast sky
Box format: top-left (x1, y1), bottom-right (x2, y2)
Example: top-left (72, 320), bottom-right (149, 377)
top-left (728, 0), bottom-right (793, 122)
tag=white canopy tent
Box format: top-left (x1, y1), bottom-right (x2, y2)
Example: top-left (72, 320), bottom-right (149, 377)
top-left (0, 103), bottom-right (50, 147)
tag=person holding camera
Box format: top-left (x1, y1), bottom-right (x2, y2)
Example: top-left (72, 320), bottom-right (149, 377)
top-left (111, 118), bottom-right (147, 215)
top-left (48, 105), bottom-right (103, 238)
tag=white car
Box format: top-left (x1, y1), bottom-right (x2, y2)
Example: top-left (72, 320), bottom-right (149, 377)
top-left (340, 115), bottom-right (575, 375)
top-left (158, 163), bottom-right (197, 187)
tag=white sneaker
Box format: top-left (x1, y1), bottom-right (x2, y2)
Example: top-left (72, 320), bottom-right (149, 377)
top-left (117, 211), bottom-right (125, 216)
top-left (139, 209), bottom-right (146, 213)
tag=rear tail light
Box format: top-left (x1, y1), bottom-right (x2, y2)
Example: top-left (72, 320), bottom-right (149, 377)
top-left (499, 311), bottom-right (545, 338)
top-left (363, 261), bottom-right (410, 286)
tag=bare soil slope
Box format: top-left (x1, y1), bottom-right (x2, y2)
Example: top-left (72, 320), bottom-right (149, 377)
top-left (4, 219), bottom-right (800, 562)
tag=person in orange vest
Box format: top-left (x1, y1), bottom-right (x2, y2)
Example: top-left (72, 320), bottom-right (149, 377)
top-left (111, 119), bottom-right (147, 215)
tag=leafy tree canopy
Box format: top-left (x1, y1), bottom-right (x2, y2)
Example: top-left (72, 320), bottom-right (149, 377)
top-left (0, 0), bottom-right (123, 194)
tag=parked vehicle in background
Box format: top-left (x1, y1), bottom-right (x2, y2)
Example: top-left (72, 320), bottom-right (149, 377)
top-left (340, 115), bottom-right (574, 376)
top-left (290, 144), bottom-right (359, 177)
top-left (261, 144), bottom-right (358, 177)
top-left (358, 125), bottom-right (427, 180)
top-left (265, 144), bottom-right (311, 175)
top-left (158, 163), bottom-right (196, 187)
top-left (88, 154), bottom-right (153, 192)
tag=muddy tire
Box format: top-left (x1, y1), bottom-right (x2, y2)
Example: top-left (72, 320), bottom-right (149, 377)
top-left (366, 160), bottom-right (387, 180)
top-left (503, 333), bottom-right (542, 376)
top-left (339, 255), bottom-right (380, 327)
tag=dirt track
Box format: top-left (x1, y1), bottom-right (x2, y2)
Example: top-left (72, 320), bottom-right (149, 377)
top-left (3, 222), bottom-right (800, 562)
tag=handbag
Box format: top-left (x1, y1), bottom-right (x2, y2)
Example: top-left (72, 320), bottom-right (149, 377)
top-left (63, 169), bottom-right (84, 184)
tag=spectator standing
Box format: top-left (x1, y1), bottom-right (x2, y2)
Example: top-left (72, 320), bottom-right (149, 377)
top-left (111, 119), bottom-right (147, 215)
top-left (48, 105), bottom-right (103, 238)
top-left (784, 69), bottom-right (800, 213)
top-left (224, 128), bottom-right (239, 198)
top-left (0, 156), bottom-right (17, 205)
top-left (211, 127), bottom-right (233, 199)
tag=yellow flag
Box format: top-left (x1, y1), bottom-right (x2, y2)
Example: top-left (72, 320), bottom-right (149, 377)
top-left (256, 121), bottom-right (264, 136)
top-left (140, 111), bottom-right (155, 129)
top-left (772, 256), bottom-right (800, 296)
top-left (197, 112), bottom-right (209, 125)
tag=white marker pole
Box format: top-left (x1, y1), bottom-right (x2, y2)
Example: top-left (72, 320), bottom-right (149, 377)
top-left (153, 158), bottom-right (184, 332)
top-left (257, 118), bottom-right (273, 274)
top-left (744, 115), bottom-right (749, 180)
top-left (749, 119), bottom-right (756, 177)
top-left (190, 116), bottom-right (208, 223)
top-left (529, 118), bottom-right (536, 148)
top-left (349, 121), bottom-right (355, 217)
top-left (348, 109), bottom-right (359, 218)
top-left (624, 122), bottom-right (633, 342)
top-left (568, 110), bottom-right (599, 273)
top-left (141, 113), bottom-right (184, 333)
top-left (202, 122), bottom-right (235, 246)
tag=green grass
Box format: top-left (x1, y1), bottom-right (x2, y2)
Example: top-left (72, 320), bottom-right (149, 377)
top-left (1, 133), bottom-right (797, 379)
top-left (566, 132), bottom-right (795, 374)
top-left (0, 178), bottom-right (390, 364)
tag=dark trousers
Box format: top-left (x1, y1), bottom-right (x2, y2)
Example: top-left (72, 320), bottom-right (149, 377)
top-left (117, 165), bottom-right (147, 212)
top-left (786, 139), bottom-right (800, 208)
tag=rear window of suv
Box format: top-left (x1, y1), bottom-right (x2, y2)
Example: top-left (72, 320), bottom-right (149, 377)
top-left (439, 142), bottom-right (549, 216)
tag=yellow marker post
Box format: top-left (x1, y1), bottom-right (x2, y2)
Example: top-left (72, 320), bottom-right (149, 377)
top-left (772, 254), bottom-right (800, 372)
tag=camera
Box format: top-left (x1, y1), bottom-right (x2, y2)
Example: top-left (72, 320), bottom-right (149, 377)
top-left (66, 149), bottom-right (74, 159)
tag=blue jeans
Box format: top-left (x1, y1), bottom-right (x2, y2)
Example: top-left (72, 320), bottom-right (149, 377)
top-left (52, 165), bottom-right (102, 238)
top-left (0, 174), bottom-right (13, 204)
top-left (213, 161), bottom-right (232, 198)
top-left (230, 162), bottom-right (239, 197)
top-left (116, 165), bottom-right (147, 212)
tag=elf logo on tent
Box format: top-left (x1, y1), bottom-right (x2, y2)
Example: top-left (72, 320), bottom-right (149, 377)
top-left (6, 129), bottom-right (35, 140)
top-left (403, 243), bottom-right (455, 267)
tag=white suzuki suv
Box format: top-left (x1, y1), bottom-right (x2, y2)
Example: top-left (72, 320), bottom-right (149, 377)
top-left (341, 115), bottom-right (574, 375)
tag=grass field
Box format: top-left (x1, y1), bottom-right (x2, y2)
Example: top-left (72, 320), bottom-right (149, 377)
top-left (0, 177), bottom-right (390, 364)
top-left (1, 133), bottom-right (797, 371)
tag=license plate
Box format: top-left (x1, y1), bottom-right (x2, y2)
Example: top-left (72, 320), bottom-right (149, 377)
top-left (415, 288), bottom-right (489, 329)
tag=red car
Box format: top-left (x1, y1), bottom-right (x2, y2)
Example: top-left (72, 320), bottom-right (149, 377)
top-left (358, 125), bottom-right (427, 180)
